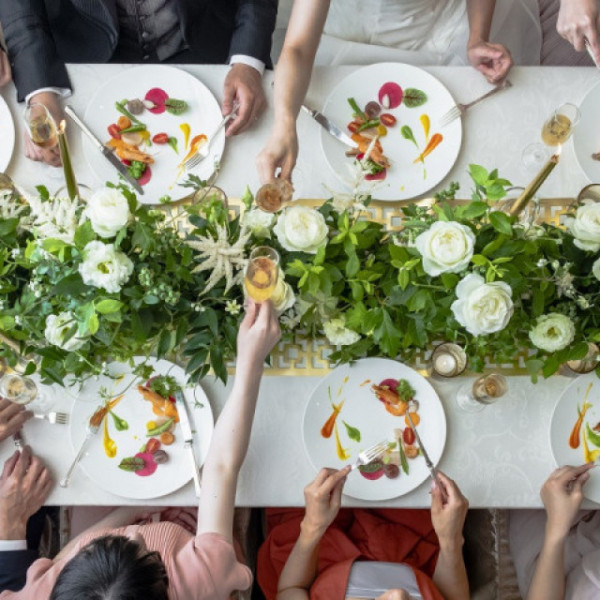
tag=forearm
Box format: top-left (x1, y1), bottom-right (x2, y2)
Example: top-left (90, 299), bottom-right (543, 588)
top-left (432, 539), bottom-right (470, 600)
top-left (526, 531), bottom-right (566, 600)
top-left (466, 0), bottom-right (497, 44)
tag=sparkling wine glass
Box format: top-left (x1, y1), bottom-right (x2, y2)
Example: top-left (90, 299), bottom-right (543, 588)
top-left (456, 372), bottom-right (508, 412)
top-left (255, 179), bottom-right (294, 213)
top-left (23, 103), bottom-right (58, 149)
top-left (244, 247), bottom-right (279, 302)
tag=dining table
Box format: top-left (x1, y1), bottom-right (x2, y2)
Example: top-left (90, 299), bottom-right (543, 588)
top-left (0, 64), bottom-right (598, 509)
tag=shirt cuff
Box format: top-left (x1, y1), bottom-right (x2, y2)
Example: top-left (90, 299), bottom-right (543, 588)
top-left (0, 540), bottom-right (27, 551)
top-left (229, 55), bottom-right (265, 76)
top-left (25, 87), bottom-right (72, 106)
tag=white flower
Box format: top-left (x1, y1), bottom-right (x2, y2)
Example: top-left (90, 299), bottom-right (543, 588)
top-left (242, 209), bottom-right (274, 238)
top-left (566, 201), bottom-right (600, 252)
top-left (577, 296), bottom-right (590, 310)
top-left (274, 206), bottom-right (328, 254)
top-left (86, 188), bottom-right (130, 238)
top-left (529, 313), bottom-right (575, 353)
top-left (451, 273), bottom-right (514, 336)
top-left (26, 194), bottom-right (82, 243)
top-left (414, 221), bottom-right (475, 277)
top-left (593, 257), bottom-right (600, 281)
top-left (225, 300), bottom-right (241, 315)
top-left (323, 318), bottom-right (360, 346)
top-left (536, 258), bottom-right (548, 268)
top-left (271, 269), bottom-right (296, 313)
top-left (44, 311), bottom-right (88, 351)
top-left (78, 241), bottom-right (133, 293)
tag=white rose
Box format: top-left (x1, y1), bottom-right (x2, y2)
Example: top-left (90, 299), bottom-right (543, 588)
top-left (78, 240), bottom-right (133, 293)
top-left (242, 209), bottom-right (275, 238)
top-left (271, 269), bottom-right (296, 314)
top-left (593, 257), bottom-right (600, 281)
top-left (44, 311), bottom-right (88, 351)
top-left (86, 188), bottom-right (130, 238)
top-left (566, 201), bottom-right (600, 252)
top-left (323, 318), bottom-right (360, 346)
top-left (451, 273), bottom-right (514, 336)
top-left (274, 206), bottom-right (328, 254)
top-left (414, 221), bottom-right (475, 277)
top-left (529, 313), bottom-right (575, 352)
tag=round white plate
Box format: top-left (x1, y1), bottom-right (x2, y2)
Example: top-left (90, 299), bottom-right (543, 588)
top-left (69, 357), bottom-right (213, 499)
top-left (82, 65), bottom-right (225, 204)
top-left (303, 357), bottom-right (446, 501)
top-left (550, 372), bottom-right (600, 503)
top-left (0, 94), bottom-right (15, 172)
top-left (320, 63), bottom-right (462, 201)
top-left (573, 81), bottom-right (600, 183)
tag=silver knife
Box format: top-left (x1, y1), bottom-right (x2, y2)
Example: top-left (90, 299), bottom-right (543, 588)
top-left (64, 105), bottom-right (145, 195)
top-left (174, 390), bottom-right (202, 497)
top-left (301, 104), bottom-right (357, 148)
top-left (13, 429), bottom-right (25, 450)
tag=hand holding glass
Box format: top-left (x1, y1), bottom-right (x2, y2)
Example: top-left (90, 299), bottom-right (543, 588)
top-left (244, 247), bottom-right (279, 302)
top-left (23, 103), bottom-right (58, 149)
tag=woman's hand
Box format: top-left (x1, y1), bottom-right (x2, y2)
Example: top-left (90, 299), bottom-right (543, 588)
top-left (256, 123), bottom-right (299, 184)
top-left (430, 471), bottom-right (469, 549)
top-left (24, 92), bottom-right (64, 167)
top-left (0, 399), bottom-right (32, 443)
top-left (557, 0), bottom-right (600, 65)
top-left (301, 466), bottom-right (350, 535)
top-left (0, 50), bottom-right (11, 87)
top-left (467, 41), bottom-right (513, 83)
top-left (541, 463), bottom-right (594, 541)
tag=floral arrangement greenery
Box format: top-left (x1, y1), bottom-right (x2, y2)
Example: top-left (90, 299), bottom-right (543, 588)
top-left (1, 164), bottom-right (600, 386)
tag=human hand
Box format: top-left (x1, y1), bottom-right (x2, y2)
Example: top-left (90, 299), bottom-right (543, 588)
top-left (557, 0), bottom-right (600, 64)
top-left (256, 123), bottom-right (299, 183)
top-left (0, 447), bottom-right (53, 540)
top-left (541, 463), bottom-right (594, 541)
top-left (24, 91), bottom-right (64, 167)
top-left (302, 466), bottom-right (351, 535)
top-left (0, 50), bottom-right (12, 87)
top-left (467, 41), bottom-right (513, 84)
top-left (160, 507), bottom-right (197, 534)
top-left (236, 300), bottom-right (281, 373)
top-left (431, 471), bottom-right (469, 549)
top-left (0, 399), bottom-right (32, 443)
top-left (222, 63), bottom-right (266, 136)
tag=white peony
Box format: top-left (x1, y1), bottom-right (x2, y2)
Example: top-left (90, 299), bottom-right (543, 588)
top-left (44, 311), bottom-right (88, 351)
top-left (451, 273), bottom-right (514, 336)
top-left (529, 313), bottom-right (575, 352)
top-left (78, 241), bottom-right (133, 293)
top-left (274, 206), bottom-right (328, 254)
top-left (86, 188), bottom-right (130, 238)
top-left (415, 221), bottom-right (475, 277)
top-left (242, 209), bottom-right (275, 238)
top-left (271, 269), bottom-right (296, 313)
top-left (323, 318), bottom-right (360, 346)
top-left (566, 201), bottom-right (600, 252)
top-left (593, 257), bottom-right (600, 281)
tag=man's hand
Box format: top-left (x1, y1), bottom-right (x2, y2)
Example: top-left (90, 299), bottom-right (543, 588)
top-left (431, 471), bottom-right (469, 550)
top-left (256, 122), bottom-right (298, 183)
top-left (0, 447), bottom-right (53, 540)
top-left (541, 463), bottom-right (594, 541)
top-left (0, 399), bottom-right (32, 443)
top-left (0, 50), bottom-right (11, 87)
top-left (222, 63), bottom-right (266, 136)
top-left (467, 41), bottom-right (513, 83)
top-left (557, 0), bottom-right (600, 65)
top-left (24, 91), bottom-right (64, 167)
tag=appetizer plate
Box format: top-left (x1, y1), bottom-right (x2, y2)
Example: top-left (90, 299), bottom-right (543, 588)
top-left (573, 80), bottom-right (600, 183)
top-left (82, 65), bottom-right (225, 204)
top-left (320, 62), bottom-right (462, 201)
top-left (550, 372), bottom-right (600, 503)
top-left (69, 357), bottom-right (213, 499)
top-left (302, 357), bottom-right (446, 501)
top-left (0, 94), bottom-right (15, 172)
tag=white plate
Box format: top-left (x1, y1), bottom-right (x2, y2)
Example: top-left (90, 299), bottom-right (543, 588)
top-left (0, 94), bottom-right (15, 172)
top-left (550, 372), bottom-right (600, 503)
top-left (302, 357), bottom-right (446, 501)
top-left (320, 63), bottom-right (462, 201)
top-left (69, 357), bottom-right (214, 499)
top-left (82, 65), bottom-right (225, 204)
top-left (573, 81), bottom-right (600, 183)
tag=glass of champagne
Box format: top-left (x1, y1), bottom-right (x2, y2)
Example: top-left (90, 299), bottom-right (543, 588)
top-left (23, 102), bottom-right (58, 149)
top-left (255, 179), bottom-right (294, 213)
top-left (456, 372), bottom-right (507, 412)
top-left (0, 373), bottom-right (38, 406)
top-left (244, 247), bottom-right (279, 303)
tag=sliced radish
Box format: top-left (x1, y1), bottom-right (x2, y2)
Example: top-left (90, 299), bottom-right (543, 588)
top-left (138, 165), bottom-right (152, 186)
top-left (378, 82), bottom-right (403, 109)
top-left (145, 88), bottom-right (169, 114)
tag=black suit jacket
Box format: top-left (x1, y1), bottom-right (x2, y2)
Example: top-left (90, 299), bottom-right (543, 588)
top-left (0, 549), bottom-right (38, 592)
top-left (0, 0), bottom-right (277, 101)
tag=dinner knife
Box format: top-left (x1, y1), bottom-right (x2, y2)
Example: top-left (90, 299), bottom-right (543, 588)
top-left (64, 105), bottom-right (145, 195)
top-left (174, 390), bottom-right (202, 498)
top-left (301, 104), bottom-right (358, 148)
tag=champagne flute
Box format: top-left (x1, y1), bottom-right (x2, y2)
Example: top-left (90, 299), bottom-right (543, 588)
top-left (244, 247), bottom-right (279, 302)
top-left (456, 372), bottom-right (508, 412)
top-left (23, 102), bottom-right (58, 149)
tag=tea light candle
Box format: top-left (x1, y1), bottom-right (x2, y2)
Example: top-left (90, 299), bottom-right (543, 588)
top-left (431, 342), bottom-right (467, 377)
top-left (433, 353), bottom-right (457, 376)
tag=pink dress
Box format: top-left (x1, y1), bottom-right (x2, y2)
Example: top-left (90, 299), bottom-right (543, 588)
top-left (0, 522), bottom-right (252, 600)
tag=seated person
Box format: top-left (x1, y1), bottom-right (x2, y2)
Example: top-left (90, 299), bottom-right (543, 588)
top-left (0, 0), bottom-right (277, 166)
top-left (509, 462), bottom-right (599, 599)
top-left (0, 299), bottom-right (281, 599)
top-left (258, 468), bottom-right (470, 600)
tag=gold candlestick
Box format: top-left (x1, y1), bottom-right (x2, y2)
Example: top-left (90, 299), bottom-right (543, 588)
top-left (509, 153), bottom-right (560, 217)
top-left (57, 120), bottom-right (79, 201)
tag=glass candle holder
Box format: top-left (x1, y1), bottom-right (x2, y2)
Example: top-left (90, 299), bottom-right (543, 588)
top-left (567, 343), bottom-right (599, 374)
top-left (430, 343), bottom-right (467, 377)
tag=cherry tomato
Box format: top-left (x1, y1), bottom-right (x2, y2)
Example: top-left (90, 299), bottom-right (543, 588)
top-left (347, 121), bottom-right (360, 134)
top-left (380, 113), bottom-right (397, 127)
top-left (402, 428), bottom-right (416, 445)
top-left (152, 132), bottom-right (169, 144)
top-left (145, 438), bottom-right (161, 455)
top-left (107, 124), bottom-right (121, 139)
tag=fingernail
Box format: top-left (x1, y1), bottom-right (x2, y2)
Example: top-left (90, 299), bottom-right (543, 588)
top-left (430, 480), bottom-right (438, 490)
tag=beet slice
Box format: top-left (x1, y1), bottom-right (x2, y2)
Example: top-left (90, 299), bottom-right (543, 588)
top-left (145, 88), bottom-right (169, 114)
top-left (134, 452), bottom-right (158, 477)
top-left (378, 82), bottom-right (403, 109)
top-left (138, 165), bottom-right (152, 186)
top-left (379, 378), bottom-right (398, 390)
top-left (358, 460), bottom-right (385, 480)
top-left (365, 169), bottom-right (387, 181)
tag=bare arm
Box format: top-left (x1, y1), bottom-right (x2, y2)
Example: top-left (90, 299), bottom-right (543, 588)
top-left (466, 0), bottom-right (496, 46)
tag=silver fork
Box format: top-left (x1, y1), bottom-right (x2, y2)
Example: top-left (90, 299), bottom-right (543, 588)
top-left (34, 411), bottom-right (69, 425)
top-left (350, 439), bottom-right (389, 471)
top-left (184, 105), bottom-right (238, 171)
top-left (438, 79), bottom-right (512, 128)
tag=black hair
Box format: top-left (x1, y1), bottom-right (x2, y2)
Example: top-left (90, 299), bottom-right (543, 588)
top-left (50, 535), bottom-right (169, 600)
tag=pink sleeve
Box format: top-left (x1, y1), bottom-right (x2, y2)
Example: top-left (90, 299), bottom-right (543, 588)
top-left (170, 533), bottom-right (253, 600)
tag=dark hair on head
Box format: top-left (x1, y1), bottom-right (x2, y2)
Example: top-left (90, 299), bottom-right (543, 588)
top-left (50, 535), bottom-right (169, 600)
